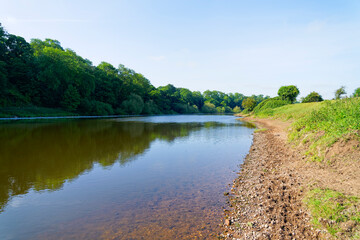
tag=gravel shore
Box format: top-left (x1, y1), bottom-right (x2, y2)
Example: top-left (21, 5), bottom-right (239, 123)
top-left (221, 118), bottom-right (327, 239)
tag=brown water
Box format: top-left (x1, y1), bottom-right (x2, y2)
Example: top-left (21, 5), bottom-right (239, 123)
top-left (0, 115), bottom-right (254, 239)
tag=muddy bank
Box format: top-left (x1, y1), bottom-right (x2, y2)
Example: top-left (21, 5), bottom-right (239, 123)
top-left (221, 118), bottom-right (326, 239)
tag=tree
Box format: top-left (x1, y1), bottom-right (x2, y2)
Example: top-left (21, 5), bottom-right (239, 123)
top-left (242, 97), bottom-right (256, 111)
top-left (192, 91), bottom-right (204, 109)
top-left (335, 86), bottom-right (346, 99)
top-left (201, 102), bottom-right (217, 113)
top-left (61, 85), bottom-right (81, 111)
top-left (278, 85), bottom-right (299, 103)
top-left (353, 88), bottom-right (360, 97)
top-left (233, 106), bottom-right (241, 113)
top-left (301, 91), bottom-right (324, 103)
top-left (121, 94), bottom-right (144, 115)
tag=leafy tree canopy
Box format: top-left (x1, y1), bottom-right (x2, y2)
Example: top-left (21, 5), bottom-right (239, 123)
top-left (335, 86), bottom-right (346, 99)
top-left (242, 97), bottom-right (257, 111)
top-left (353, 87), bottom-right (360, 97)
top-left (278, 85), bottom-right (300, 103)
top-left (0, 22), bottom-right (270, 116)
top-left (301, 91), bottom-right (324, 103)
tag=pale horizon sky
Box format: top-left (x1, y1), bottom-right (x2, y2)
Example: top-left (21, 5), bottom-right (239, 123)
top-left (1, 0), bottom-right (360, 99)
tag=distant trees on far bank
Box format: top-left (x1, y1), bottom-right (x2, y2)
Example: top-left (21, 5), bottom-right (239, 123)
top-left (2, 21), bottom-right (358, 117)
top-left (0, 23), bottom-right (269, 116)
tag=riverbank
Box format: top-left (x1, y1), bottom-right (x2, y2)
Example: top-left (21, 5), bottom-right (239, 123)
top-left (221, 116), bottom-right (360, 239)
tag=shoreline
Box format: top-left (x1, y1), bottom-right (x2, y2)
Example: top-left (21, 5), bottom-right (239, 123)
top-left (221, 117), bottom-right (324, 239)
top-left (0, 113), bottom-right (235, 121)
top-left (0, 114), bottom-right (142, 121)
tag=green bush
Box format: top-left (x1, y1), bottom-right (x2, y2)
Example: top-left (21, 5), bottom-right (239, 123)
top-left (121, 94), bottom-right (144, 115)
top-left (278, 85), bottom-right (300, 103)
top-left (242, 97), bottom-right (256, 111)
top-left (60, 85), bottom-right (81, 112)
top-left (253, 97), bottom-right (290, 115)
top-left (79, 99), bottom-right (114, 116)
top-left (173, 103), bottom-right (199, 114)
top-left (353, 87), bottom-right (360, 97)
top-left (201, 102), bottom-right (217, 113)
top-left (335, 86), bottom-right (346, 99)
top-left (302, 91), bottom-right (324, 103)
top-left (142, 100), bottom-right (161, 115)
top-left (233, 106), bottom-right (241, 113)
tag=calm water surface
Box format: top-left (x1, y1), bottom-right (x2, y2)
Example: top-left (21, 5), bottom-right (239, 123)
top-left (0, 115), bottom-right (254, 239)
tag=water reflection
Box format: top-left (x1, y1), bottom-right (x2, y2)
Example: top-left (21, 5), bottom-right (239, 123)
top-left (0, 119), bottom-right (243, 213)
top-left (0, 116), bottom-right (254, 239)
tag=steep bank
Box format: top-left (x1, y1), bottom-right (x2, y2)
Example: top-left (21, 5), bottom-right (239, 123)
top-left (221, 117), bottom-right (360, 239)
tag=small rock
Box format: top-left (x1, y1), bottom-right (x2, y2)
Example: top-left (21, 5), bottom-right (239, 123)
top-left (225, 219), bottom-right (231, 226)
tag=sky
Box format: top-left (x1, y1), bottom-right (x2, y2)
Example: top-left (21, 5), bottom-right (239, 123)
top-left (1, 0), bottom-right (360, 99)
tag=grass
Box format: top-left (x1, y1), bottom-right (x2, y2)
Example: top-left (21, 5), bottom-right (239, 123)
top-left (0, 106), bottom-right (75, 118)
top-left (252, 97), bottom-right (290, 116)
top-left (255, 101), bottom-right (323, 120)
top-left (304, 188), bottom-right (360, 237)
top-left (253, 97), bottom-right (360, 161)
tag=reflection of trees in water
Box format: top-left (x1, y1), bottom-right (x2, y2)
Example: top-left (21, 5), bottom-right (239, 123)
top-left (0, 120), bottom-right (237, 212)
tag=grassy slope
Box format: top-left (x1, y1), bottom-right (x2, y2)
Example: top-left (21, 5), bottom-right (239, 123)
top-left (252, 98), bottom-right (360, 238)
top-left (255, 98), bottom-right (360, 161)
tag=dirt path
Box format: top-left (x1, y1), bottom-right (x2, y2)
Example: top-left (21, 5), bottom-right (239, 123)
top-left (221, 117), bottom-right (326, 239)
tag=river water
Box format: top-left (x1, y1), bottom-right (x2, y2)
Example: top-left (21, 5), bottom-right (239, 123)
top-left (0, 115), bottom-right (254, 239)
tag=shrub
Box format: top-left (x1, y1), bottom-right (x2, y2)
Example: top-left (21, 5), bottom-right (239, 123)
top-left (278, 85), bottom-right (300, 103)
top-left (233, 106), bottom-right (241, 113)
top-left (60, 85), bottom-right (81, 112)
top-left (353, 87), bottom-right (360, 97)
top-left (302, 91), bottom-right (324, 103)
top-left (335, 86), bottom-right (346, 99)
top-left (242, 97), bottom-right (256, 111)
top-left (253, 97), bottom-right (290, 115)
top-left (121, 94), bottom-right (144, 115)
top-left (142, 100), bottom-right (161, 115)
top-left (78, 99), bottom-right (114, 116)
top-left (201, 102), bottom-right (217, 113)
top-left (173, 103), bottom-right (199, 114)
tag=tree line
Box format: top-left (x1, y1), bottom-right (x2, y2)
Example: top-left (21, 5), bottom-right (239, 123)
top-left (0, 23), bottom-right (268, 116)
top-left (242, 85), bottom-right (360, 114)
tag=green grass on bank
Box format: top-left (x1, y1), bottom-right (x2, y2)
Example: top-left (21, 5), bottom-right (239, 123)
top-left (0, 106), bottom-right (75, 118)
top-left (252, 97), bottom-right (360, 161)
top-left (254, 101), bottom-right (323, 120)
top-left (304, 188), bottom-right (360, 238)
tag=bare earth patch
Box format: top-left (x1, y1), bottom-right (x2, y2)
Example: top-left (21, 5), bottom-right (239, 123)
top-left (221, 117), bottom-right (360, 239)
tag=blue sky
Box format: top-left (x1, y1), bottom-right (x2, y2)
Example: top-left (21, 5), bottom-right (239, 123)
top-left (1, 0), bottom-right (360, 99)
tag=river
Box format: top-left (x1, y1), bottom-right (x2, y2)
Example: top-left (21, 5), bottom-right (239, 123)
top-left (0, 115), bottom-right (254, 239)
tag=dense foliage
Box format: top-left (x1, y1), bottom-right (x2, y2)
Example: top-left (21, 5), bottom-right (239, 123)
top-left (0, 23), bottom-right (268, 116)
top-left (277, 85), bottom-right (300, 103)
top-left (252, 97), bottom-right (290, 115)
top-left (301, 91), bottom-right (324, 103)
top-left (241, 97), bottom-right (257, 111)
top-left (335, 86), bottom-right (346, 100)
top-left (353, 87), bottom-right (360, 97)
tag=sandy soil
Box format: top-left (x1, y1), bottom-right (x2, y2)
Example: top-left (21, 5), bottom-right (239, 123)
top-left (221, 117), bottom-right (360, 239)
